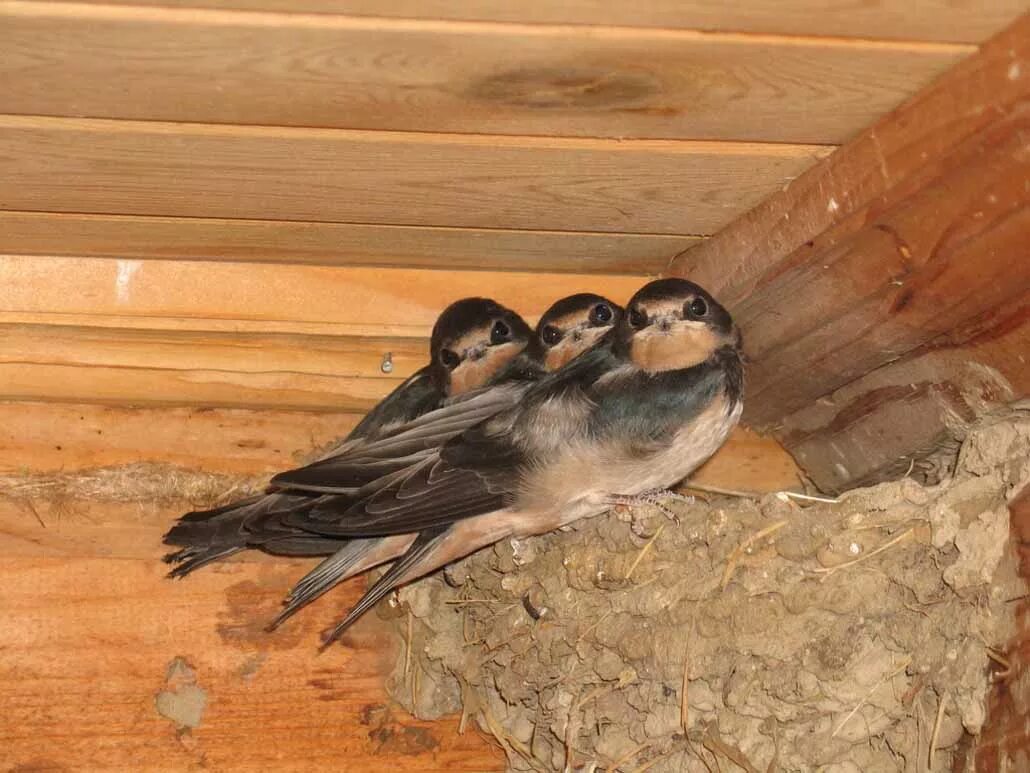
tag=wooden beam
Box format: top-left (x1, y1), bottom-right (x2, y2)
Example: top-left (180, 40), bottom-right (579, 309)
top-left (0, 2), bottom-right (969, 144)
top-left (0, 323), bottom-right (419, 410)
top-left (0, 211), bottom-right (697, 275)
top-left (0, 254), bottom-right (648, 336)
top-left (0, 116), bottom-right (826, 236)
top-left (0, 554), bottom-right (504, 771)
top-left (66, 0), bottom-right (1027, 44)
top-left (0, 400), bottom-right (801, 561)
top-left (668, 14), bottom-right (1030, 489)
top-left (0, 402), bottom-right (362, 475)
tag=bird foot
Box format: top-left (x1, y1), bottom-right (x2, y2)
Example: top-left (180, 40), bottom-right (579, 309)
top-left (605, 488), bottom-right (694, 523)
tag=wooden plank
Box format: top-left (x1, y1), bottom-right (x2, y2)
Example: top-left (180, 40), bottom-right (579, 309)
top-left (2, 323), bottom-right (424, 381)
top-left (667, 13), bottom-right (1030, 430)
top-left (741, 127), bottom-right (1030, 426)
top-left (0, 361), bottom-right (401, 412)
top-left (0, 554), bottom-right (504, 771)
top-left (0, 405), bottom-right (801, 560)
top-left (0, 255), bottom-right (648, 338)
top-left (0, 3), bottom-right (970, 145)
top-left (0, 211), bottom-right (697, 275)
top-left (0, 400), bottom-right (801, 487)
top-left (0, 116), bottom-right (828, 236)
top-left (0, 402), bottom-right (362, 474)
top-left (68, 0), bottom-right (1027, 44)
top-left (0, 323), bottom-right (418, 410)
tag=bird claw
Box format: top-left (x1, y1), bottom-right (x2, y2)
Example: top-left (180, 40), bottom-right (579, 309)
top-left (605, 488), bottom-right (693, 524)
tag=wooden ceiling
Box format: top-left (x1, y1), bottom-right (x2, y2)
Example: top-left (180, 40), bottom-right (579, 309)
top-left (0, 0), bottom-right (1025, 416)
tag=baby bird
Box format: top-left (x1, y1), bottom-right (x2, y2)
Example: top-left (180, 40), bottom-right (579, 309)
top-left (281, 278), bottom-right (743, 644)
top-left (163, 297), bottom-right (532, 574)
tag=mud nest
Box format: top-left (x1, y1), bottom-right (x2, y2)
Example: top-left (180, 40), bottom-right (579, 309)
top-left (384, 413), bottom-right (1030, 772)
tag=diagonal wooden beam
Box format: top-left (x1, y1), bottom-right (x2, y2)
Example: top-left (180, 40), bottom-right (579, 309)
top-left (670, 13), bottom-right (1030, 491)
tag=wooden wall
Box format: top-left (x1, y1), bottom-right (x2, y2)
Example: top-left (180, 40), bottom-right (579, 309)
top-left (1, 0), bottom-right (1019, 414)
top-left (2, 2), bottom-right (1027, 771)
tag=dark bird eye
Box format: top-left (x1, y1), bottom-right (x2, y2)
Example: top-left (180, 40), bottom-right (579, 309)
top-left (628, 308), bottom-right (648, 329)
top-left (589, 303), bottom-right (613, 325)
top-left (490, 320), bottom-right (510, 345)
top-left (541, 325), bottom-right (563, 346)
top-left (439, 349), bottom-right (460, 369)
top-left (686, 297), bottom-right (709, 318)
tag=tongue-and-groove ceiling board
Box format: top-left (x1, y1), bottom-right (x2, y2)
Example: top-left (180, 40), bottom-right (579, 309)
top-left (0, 0), bottom-right (1025, 414)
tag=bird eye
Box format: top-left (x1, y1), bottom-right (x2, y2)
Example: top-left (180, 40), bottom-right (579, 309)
top-left (541, 325), bottom-right (563, 346)
top-left (686, 297), bottom-right (709, 318)
top-left (589, 303), bottom-right (613, 325)
top-left (628, 308), bottom-right (648, 329)
top-left (439, 349), bottom-right (460, 369)
top-left (490, 320), bottom-right (510, 345)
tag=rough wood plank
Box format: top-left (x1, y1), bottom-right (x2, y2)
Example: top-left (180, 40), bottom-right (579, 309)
top-left (0, 402), bottom-right (362, 475)
top-left (772, 294), bottom-right (1030, 493)
top-left (0, 400), bottom-right (800, 486)
top-left (2, 323), bottom-right (424, 379)
top-left (741, 126), bottom-right (1030, 426)
top-left (0, 255), bottom-right (649, 338)
top-left (0, 3), bottom-right (970, 145)
top-left (0, 362), bottom-right (402, 412)
top-left (0, 116), bottom-right (828, 236)
top-left (668, 13), bottom-right (1030, 430)
top-left (0, 554), bottom-right (504, 771)
top-left (69, 0), bottom-right (1027, 43)
top-left (0, 400), bottom-right (802, 560)
top-left (0, 211), bottom-right (696, 275)
top-left (669, 13), bottom-right (1029, 298)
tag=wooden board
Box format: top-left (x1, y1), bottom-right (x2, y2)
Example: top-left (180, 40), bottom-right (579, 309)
top-left (0, 211), bottom-right (697, 275)
top-left (0, 255), bottom-right (648, 337)
top-left (67, 0), bottom-right (1028, 43)
top-left (0, 402), bottom-right (362, 475)
top-left (0, 400), bottom-right (802, 561)
top-left (0, 554), bottom-right (504, 771)
top-left (0, 2), bottom-right (970, 144)
top-left (0, 400), bottom-right (801, 487)
top-left (0, 116), bottom-right (828, 236)
top-left (0, 323), bottom-right (417, 410)
top-left (669, 13), bottom-right (1030, 428)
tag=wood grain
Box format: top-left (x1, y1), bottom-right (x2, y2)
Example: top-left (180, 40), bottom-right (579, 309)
top-left (0, 2), bottom-right (970, 144)
top-left (669, 13), bottom-right (1030, 428)
top-left (0, 116), bottom-right (828, 236)
top-left (740, 120), bottom-right (1030, 426)
top-left (0, 554), bottom-right (504, 771)
top-left (0, 211), bottom-right (696, 275)
top-left (0, 323), bottom-right (416, 410)
top-left (0, 401), bottom-right (362, 474)
top-left (0, 400), bottom-right (802, 521)
top-left (2, 323), bottom-right (425, 380)
top-left (0, 255), bottom-right (649, 338)
top-left (66, 0), bottom-right (1027, 43)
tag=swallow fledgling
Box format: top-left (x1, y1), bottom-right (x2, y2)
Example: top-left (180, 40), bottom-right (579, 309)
top-left (277, 278), bottom-right (743, 645)
top-left (162, 296), bottom-right (533, 574)
top-left (162, 294), bottom-right (624, 585)
top-left (264, 293), bottom-right (625, 624)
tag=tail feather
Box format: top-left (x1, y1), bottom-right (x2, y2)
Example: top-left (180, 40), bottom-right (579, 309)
top-left (162, 492), bottom-right (336, 577)
top-left (268, 538), bottom-right (383, 629)
top-left (165, 545), bottom-right (244, 578)
top-left (320, 528), bottom-right (448, 648)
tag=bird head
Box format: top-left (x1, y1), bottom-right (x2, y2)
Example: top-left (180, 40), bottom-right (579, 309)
top-left (533, 293), bottom-right (624, 371)
top-left (617, 278), bottom-right (739, 374)
top-left (430, 298), bottom-right (533, 395)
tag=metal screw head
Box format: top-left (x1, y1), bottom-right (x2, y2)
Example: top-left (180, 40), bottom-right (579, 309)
top-left (380, 352), bottom-right (394, 373)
